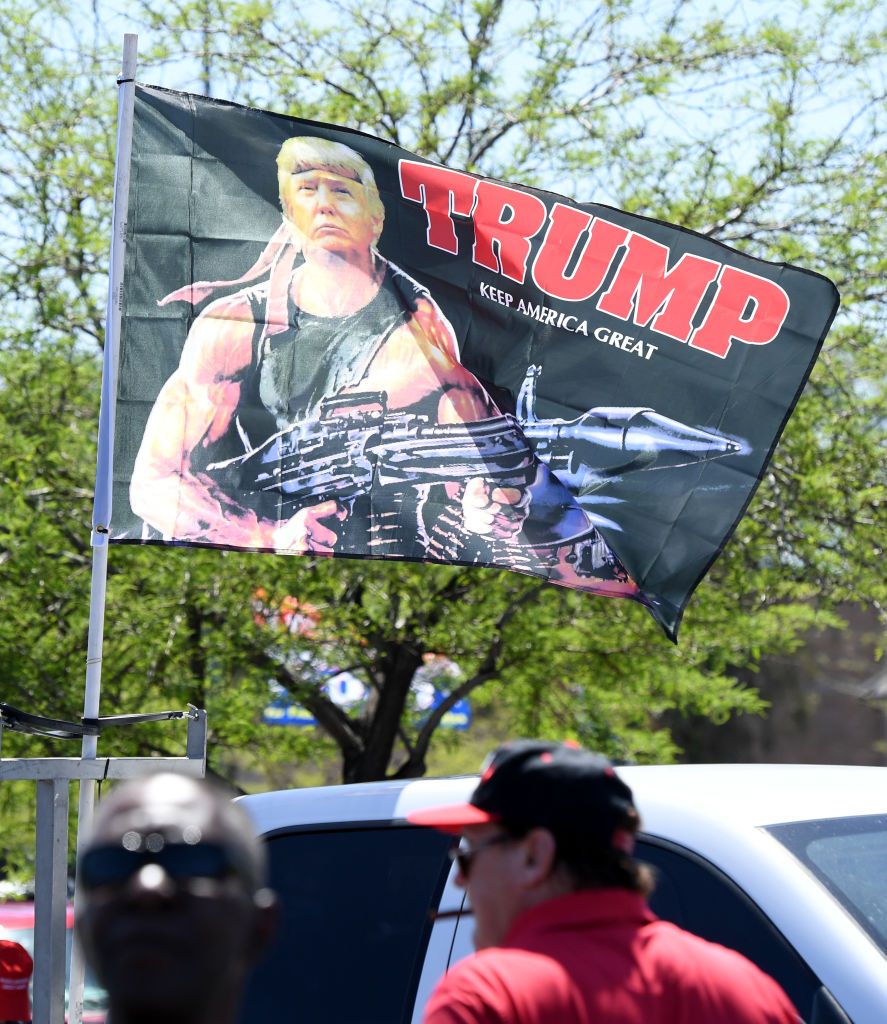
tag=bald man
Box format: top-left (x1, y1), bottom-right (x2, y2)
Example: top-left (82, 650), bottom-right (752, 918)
top-left (75, 774), bottom-right (277, 1024)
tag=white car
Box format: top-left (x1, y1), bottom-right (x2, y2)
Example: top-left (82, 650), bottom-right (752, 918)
top-left (238, 764), bottom-right (887, 1023)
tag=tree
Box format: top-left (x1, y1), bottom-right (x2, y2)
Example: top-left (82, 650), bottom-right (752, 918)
top-left (0, 0), bottom-right (883, 856)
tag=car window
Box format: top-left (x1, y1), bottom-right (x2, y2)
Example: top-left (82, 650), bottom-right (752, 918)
top-left (240, 825), bottom-right (452, 1024)
top-left (636, 837), bottom-right (822, 1019)
top-left (766, 813), bottom-right (887, 957)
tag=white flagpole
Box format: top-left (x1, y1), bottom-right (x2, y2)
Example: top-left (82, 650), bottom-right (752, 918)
top-left (67, 33), bottom-right (138, 1024)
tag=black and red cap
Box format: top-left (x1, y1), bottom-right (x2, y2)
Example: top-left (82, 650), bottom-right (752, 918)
top-left (0, 939), bottom-right (33, 1021)
top-left (408, 740), bottom-right (637, 852)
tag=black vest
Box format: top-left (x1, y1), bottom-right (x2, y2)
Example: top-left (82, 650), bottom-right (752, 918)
top-left (246, 262), bottom-right (423, 436)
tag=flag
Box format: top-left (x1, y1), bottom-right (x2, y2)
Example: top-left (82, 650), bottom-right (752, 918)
top-left (110, 85), bottom-right (839, 639)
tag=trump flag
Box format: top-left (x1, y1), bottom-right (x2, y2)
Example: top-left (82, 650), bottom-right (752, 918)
top-left (109, 85), bottom-right (839, 639)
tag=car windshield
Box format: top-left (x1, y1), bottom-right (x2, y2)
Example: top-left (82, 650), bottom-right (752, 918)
top-left (765, 813), bottom-right (887, 956)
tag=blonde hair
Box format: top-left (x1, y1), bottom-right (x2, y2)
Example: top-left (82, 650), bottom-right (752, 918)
top-left (276, 136), bottom-right (384, 242)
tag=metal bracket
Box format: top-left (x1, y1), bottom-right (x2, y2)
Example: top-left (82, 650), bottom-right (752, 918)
top-left (0, 701), bottom-right (208, 1024)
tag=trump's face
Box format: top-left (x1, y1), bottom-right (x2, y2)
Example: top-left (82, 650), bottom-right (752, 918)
top-left (281, 168), bottom-right (382, 259)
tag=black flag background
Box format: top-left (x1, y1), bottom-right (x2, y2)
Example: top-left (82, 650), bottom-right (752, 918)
top-left (110, 85), bottom-right (839, 639)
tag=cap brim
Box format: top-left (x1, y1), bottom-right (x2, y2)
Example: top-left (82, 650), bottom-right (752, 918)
top-left (406, 802), bottom-right (497, 834)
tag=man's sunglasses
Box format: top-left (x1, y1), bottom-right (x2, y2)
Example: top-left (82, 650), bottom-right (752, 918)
top-left (79, 841), bottom-right (242, 891)
top-left (448, 833), bottom-right (515, 878)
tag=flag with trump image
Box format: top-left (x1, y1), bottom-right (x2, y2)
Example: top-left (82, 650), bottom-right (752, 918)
top-left (111, 85), bottom-right (838, 639)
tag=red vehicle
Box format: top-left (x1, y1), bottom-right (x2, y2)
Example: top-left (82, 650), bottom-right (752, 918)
top-left (0, 900), bottom-right (106, 1022)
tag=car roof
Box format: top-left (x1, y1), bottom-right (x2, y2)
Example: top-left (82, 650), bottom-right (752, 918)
top-left (0, 902), bottom-right (38, 929)
top-left (0, 901), bottom-right (75, 931)
top-left (240, 763), bottom-right (887, 835)
top-left (619, 762), bottom-right (887, 829)
top-left (240, 774), bottom-right (477, 834)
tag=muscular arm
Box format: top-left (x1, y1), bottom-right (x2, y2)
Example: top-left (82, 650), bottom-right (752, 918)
top-left (355, 296), bottom-right (529, 538)
top-left (358, 296), bottom-right (496, 420)
top-left (130, 294), bottom-right (279, 546)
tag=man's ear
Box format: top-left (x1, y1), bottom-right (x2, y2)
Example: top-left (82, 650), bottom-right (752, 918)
top-left (521, 828), bottom-right (558, 886)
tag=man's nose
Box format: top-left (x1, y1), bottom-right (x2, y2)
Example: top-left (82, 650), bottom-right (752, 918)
top-left (124, 862), bottom-right (177, 903)
top-left (315, 182), bottom-right (338, 209)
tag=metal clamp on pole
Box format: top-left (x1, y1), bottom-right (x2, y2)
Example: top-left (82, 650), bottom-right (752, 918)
top-left (0, 704), bottom-right (209, 781)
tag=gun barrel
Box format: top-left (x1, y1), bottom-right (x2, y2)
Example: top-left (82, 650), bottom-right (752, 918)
top-left (522, 407), bottom-right (741, 474)
top-left (376, 414), bottom-right (533, 485)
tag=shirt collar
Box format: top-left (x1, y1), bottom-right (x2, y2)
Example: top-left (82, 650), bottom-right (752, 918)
top-left (504, 888), bottom-right (656, 945)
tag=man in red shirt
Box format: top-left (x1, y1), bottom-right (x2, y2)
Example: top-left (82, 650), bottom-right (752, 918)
top-left (409, 740), bottom-right (799, 1024)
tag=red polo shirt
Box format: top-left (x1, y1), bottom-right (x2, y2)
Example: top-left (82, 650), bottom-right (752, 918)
top-left (423, 889), bottom-right (799, 1024)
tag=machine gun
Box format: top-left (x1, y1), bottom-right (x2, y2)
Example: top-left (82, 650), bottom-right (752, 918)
top-left (208, 368), bottom-right (744, 548)
top-left (208, 389), bottom-right (552, 526)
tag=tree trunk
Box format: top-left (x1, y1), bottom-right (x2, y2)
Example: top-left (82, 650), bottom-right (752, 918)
top-left (342, 644), bottom-right (423, 783)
